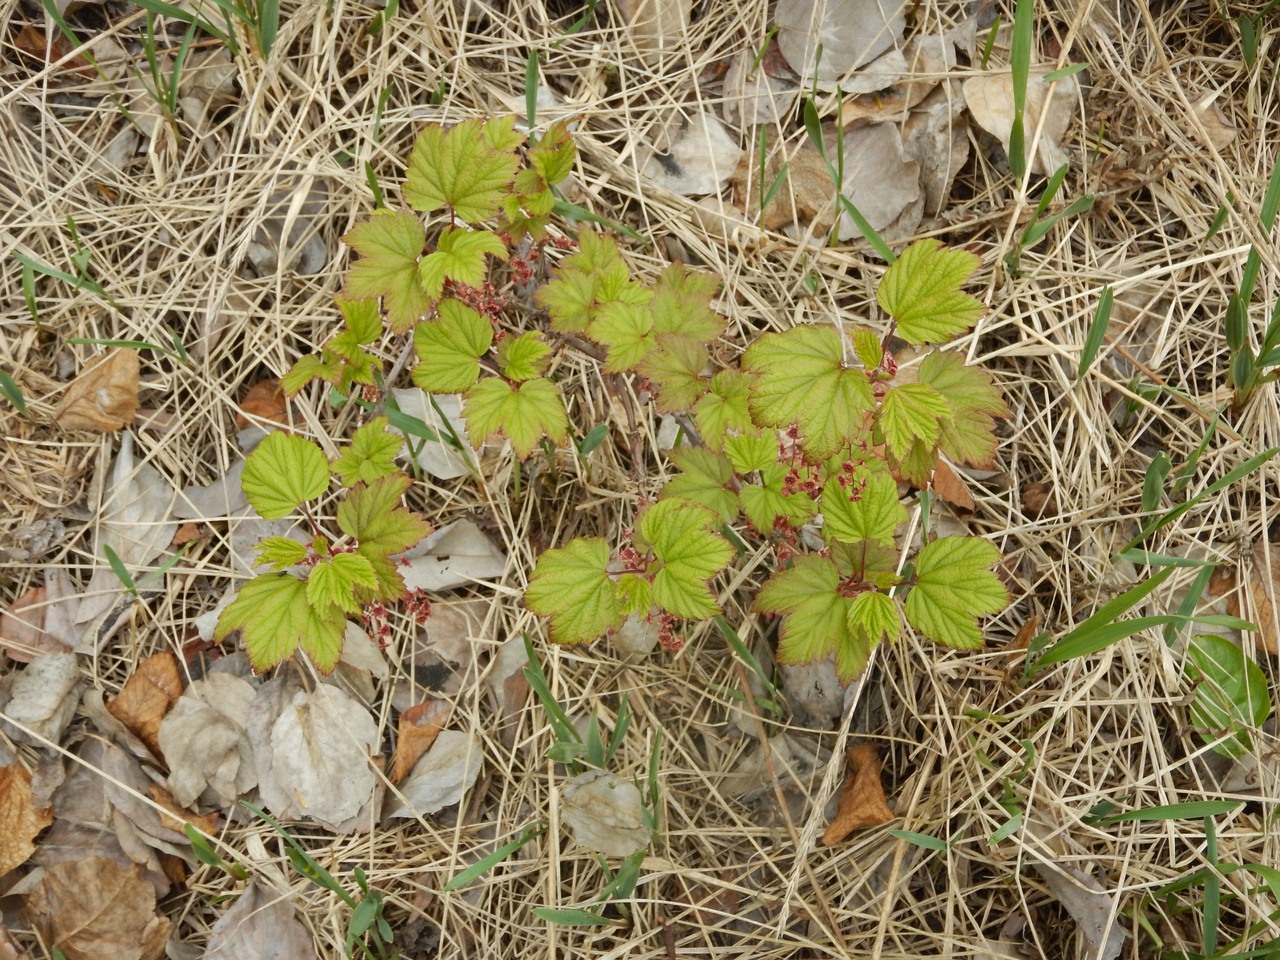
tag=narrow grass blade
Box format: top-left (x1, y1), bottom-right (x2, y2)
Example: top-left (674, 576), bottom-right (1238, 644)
top-left (1007, 0), bottom-right (1035, 182)
top-left (1124, 447), bottom-right (1280, 549)
top-left (551, 199), bottom-right (644, 242)
top-left (1020, 193), bottom-right (1095, 247)
top-left (889, 830), bottom-right (948, 851)
top-left (1078, 286), bottom-right (1113, 377)
top-left (980, 13), bottom-right (1001, 69)
top-left (102, 544), bottom-right (138, 596)
top-left (129, 0), bottom-right (237, 53)
top-left (578, 423), bottom-right (608, 455)
top-left (1240, 154), bottom-right (1280, 300)
top-left (14, 252), bottom-right (108, 299)
top-left (532, 907), bottom-right (614, 926)
top-left (525, 50), bottom-right (540, 131)
top-left (1042, 62), bottom-right (1089, 82)
top-left (1099, 800), bottom-right (1241, 823)
top-left (444, 822), bottom-right (547, 891)
top-left (0, 372), bottom-right (29, 414)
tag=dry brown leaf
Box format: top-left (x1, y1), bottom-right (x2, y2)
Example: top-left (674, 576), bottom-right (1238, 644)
top-left (962, 71), bottom-right (1078, 176)
top-left (930, 459), bottom-right (975, 511)
top-left (390, 699), bottom-right (451, 784)
top-left (13, 25), bottom-right (89, 73)
top-left (822, 744), bottom-right (893, 844)
top-left (55, 349), bottom-right (140, 432)
top-left (107, 652), bottom-right (185, 761)
top-left (1188, 91), bottom-right (1236, 151)
top-left (0, 583), bottom-right (74, 663)
top-left (1021, 481), bottom-right (1057, 518)
top-left (23, 857), bottom-right (171, 960)
top-left (234, 378), bottom-right (288, 429)
top-left (170, 522), bottom-right (202, 546)
top-left (0, 764), bottom-right (53, 875)
top-left (204, 880), bottom-right (319, 959)
top-left (1244, 543), bottom-right (1279, 655)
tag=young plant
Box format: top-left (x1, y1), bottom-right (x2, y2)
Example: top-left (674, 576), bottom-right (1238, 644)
top-left (278, 116), bottom-right (1011, 685)
top-left (215, 420), bottom-right (430, 673)
top-left (1003, 162), bottom-right (1095, 278)
top-left (527, 238), bottom-right (1013, 683)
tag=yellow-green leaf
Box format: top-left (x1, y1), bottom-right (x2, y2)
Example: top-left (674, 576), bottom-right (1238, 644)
top-left (904, 536), bottom-right (1007, 649)
top-left (412, 298), bottom-right (493, 393)
top-left (877, 239), bottom-right (983, 344)
top-left (343, 210), bottom-right (433, 334)
top-left (464, 377), bottom-right (567, 458)
top-left (404, 118), bottom-right (522, 224)
top-left (526, 537), bottom-right (624, 644)
top-left (241, 432), bottom-right (329, 520)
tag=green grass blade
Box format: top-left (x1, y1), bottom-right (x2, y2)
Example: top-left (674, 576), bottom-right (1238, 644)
top-left (1008, 0), bottom-right (1035, 181)
top-left (443, 822), bottom-right (546, 892)
top-left (532, 907), bottom-right (614, 927)
top-left (102, 544), bottom-right (138, 596)
top-left (1124, 446), bottom-right (1280, 549)
top-left (1240, 154), bottom-right (1280, 301)
top-left (0, 372), bottom-right (29, 415)
top-left (1042, 62), bottom-right (1089, 82)
top-left (1099, 800), bottom-right (1241, 823)
top-left (1078, 285), bottom-right (1113, 377)
top-left (525, 50), bottom-right (540, 131)
top-left (889, 829), bottom-right (948, 851)
top-left (1020, 193), bottom-right (1095, 247)
top-left (551, 199), bottom-right (644, 242)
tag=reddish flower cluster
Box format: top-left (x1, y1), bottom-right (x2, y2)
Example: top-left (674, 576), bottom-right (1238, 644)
top-left (402, 587), bottom-right (432, 625)
top-left (655, 612), bottom-right (684, 653)
top-left (361, 601), bottom-right (392, 648)
top-left (508, 245), bottom-right (538, 287)
top-left (448, 279), bottom-right (508, 320)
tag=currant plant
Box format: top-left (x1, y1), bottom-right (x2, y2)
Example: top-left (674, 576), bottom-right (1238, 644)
top-left (259, 114), bottom-right (1009, 684)
top-left (216, 421), bottom-right (431, 672)
top-left (526, 238), bottom-right (1012, 682)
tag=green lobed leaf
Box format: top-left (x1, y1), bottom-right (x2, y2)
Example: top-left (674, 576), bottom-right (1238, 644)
top-left (636, 334), bottom-right (709, 413)
top-left (412, 298), bottom-right (493, 393)
top-left (754, 555), bottom-right (873, 683)
top-left (241, 431), bottom-right (330, 520)
top-left (417, 227), bottom-right (509, 298)
top-left (254, 536), bottom-right (309, 571)
top-left (852, 329), bottom-right (883, 370)
top-left (877, 382), bottom-right (953, 460)
top-left (464, 376), bottom-right (568, 458)
top-left (848, 590), bottom-right (901, 647)
top-left (535, 229), bottom-right (637, 334)
top-left (525, 537), bottom-right (625, 644)
top-left (917, 350), bottom-right (1009, 468)
top-left (403, 117), bottom-right (522, 224)
top-left (343, 210), bottom-right (433, 334)
top-left (215, 573), bottom-right (346, 673)
top-left (724, 432), bottom-right (777, 474)
top-left (281, 354), bottom-right (336, 397)
top-left (636, 499), bottom-right (733, 620)
top-left (307, 552), bottom-right (380, 616)
top-left (649, 263), bottom-right (723, 342)
top-left (660, 446), bottom-right (739, 526)
top-left (529, 121), bottom-right (576, 185)
top-left (693, 370), bottom-right (756, 452)
top-left (820, 471), bottom-right (907, 546)
top-left (331, 417), bottom-right (404, 487)
top-left (337, 474), bottom-right (432, 559)
top-left (496, 332), bottom-right (552, 381)
top-left (589, 296), bottom-right (656, 373)
top-left (742, 325), bottom-right (875, 462)
top-left (337, 296), bottom-right (382, 344)
top-left (877, 240), bottom-right (983, 345)
top-left (904, 536), bottom-right (1007, 649)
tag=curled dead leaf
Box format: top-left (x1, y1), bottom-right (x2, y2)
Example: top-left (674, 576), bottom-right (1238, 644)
top-left (390, 700), bottom-right (452, 784)
top-left (234, 378), bottom-right (288, 429)
top-left (822, 743), bottom-right (893, 844)
top-left (0, 764), bottom-right (53, 875)
top-left (107, 652), bottom-right (185, 761)
top-left (930, 459), bottom-right (975, 511)
top-left (55, 349), bottom-right (140, 432)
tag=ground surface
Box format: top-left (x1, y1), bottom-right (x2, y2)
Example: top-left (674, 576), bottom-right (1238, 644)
top-left (3, 0), bottom-right (1280, 958)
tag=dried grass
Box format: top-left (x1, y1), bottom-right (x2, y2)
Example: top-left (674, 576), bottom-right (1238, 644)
top-left (3, 0), bottom-right (1280, 957)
